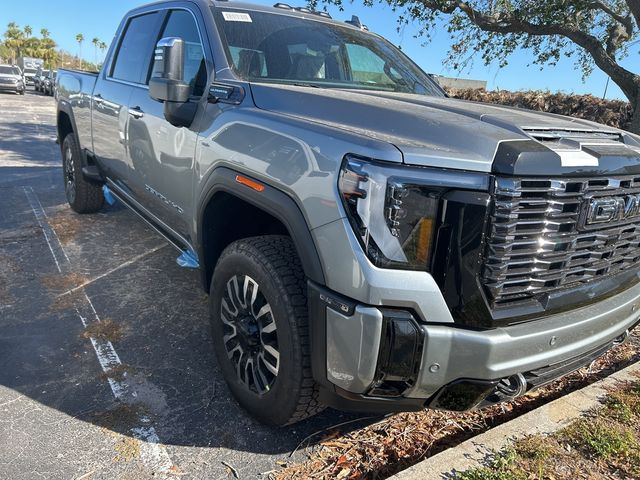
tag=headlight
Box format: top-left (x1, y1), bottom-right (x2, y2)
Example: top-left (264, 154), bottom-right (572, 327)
top-left (338, 155), bottom-right (489, 271)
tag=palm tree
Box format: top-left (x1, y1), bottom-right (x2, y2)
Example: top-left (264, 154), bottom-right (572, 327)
top-left (4, 22), bottom-right (25, 63)
top-left (99, 41), bottom-right (107, 61)
top-left (24, 25), bottom-right (32, 38)
top-left (40, 28), bottom-right (49, 39)
top-left (75, 33), bottom-right (84, 69)
top-left (92, 37), bottom-right (100, 67)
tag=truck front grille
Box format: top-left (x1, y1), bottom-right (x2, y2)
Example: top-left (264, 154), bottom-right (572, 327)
top-left (483, 175), bottom-right (640, 307)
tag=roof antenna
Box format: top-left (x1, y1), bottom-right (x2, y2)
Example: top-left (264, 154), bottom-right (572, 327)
top-left (345, 15), bottom-right (363, 28)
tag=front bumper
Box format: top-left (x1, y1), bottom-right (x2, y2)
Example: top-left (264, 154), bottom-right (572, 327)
top-left (0, 84), bottom-right (23, 93)
top-left (310, 280), bottom-right (640, 412)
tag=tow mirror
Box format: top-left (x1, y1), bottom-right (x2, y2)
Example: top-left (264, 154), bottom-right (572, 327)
top-left (149, 37), bottom-right (191, 103)
top-left (149, 37), bottom-right (197, 127)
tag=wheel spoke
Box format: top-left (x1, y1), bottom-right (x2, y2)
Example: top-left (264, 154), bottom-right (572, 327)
top-left (260, 346), bottom-right (279, 375)
top-left (255, 360), bottom-right (271, 393)
top-left (255, 303), bottom-right (272, 320)
top-left (224, 281), bottom-right (240, 316)
top-left (261, 319), bottom-right (276, 335)
top-left (243, 276), bottom-right (259, 313)
top-left (221, 298), bottom-right (238, 318)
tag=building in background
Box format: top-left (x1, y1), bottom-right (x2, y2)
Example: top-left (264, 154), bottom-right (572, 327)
top-left (433, 75), bottom-right (487, 90)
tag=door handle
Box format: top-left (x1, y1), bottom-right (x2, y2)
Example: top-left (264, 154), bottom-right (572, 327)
top-left (94, 94), bottom-right (104, 106)
top-left (128, 106), bottom-right (144, 119)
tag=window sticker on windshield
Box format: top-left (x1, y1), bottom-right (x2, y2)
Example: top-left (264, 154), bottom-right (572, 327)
top-left (222, 12), bottom-right (252, 22)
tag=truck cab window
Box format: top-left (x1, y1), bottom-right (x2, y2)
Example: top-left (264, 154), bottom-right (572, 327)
top-left (111, 12), bottom-right (161, 84)
top-left (155, 9), bottom-right (207, 96)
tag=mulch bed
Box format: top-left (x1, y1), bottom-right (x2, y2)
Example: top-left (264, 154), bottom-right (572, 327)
top-left (274, 330), bottom-right (640, 479)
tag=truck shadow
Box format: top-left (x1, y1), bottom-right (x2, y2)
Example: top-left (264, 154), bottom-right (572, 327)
top-left (0, 122), bottom-right (59, 165)
top-left (0, 170), bottom-right (381, 462)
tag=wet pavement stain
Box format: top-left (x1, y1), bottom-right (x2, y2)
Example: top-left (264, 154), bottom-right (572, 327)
top-left (94, 403), bottom-right (152, 432)
top-left (81, 318), bottom-right (127, 343)
top-left (48, 289), bottom-right (84, 312)
top-left (41, 271), bottom-right (89, 293)
top-left (48, 209), bottom-right (87, 244)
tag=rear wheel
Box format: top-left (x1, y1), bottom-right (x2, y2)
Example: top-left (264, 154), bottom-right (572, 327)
top-left (210, 235), bottom-right (324, 426)
top-left (61, 133), bottom-right (104, 213)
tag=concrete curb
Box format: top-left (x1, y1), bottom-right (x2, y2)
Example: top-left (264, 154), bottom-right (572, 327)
top-left (391, 361), bottom-right (640, 479)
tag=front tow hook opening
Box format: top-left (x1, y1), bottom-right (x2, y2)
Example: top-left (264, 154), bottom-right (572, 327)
top-left (496, 373), bottom-right (528, 398)
top-left (429, 374), bottom-right (530, 412)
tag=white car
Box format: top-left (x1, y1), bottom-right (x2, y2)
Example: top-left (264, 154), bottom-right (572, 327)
top-left (0, 65), bottom-right (25, 95)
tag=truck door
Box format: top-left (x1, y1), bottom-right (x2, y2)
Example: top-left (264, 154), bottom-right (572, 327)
top-left (126, 7), bottom-right (209, 240)
top-left (92, 11), bottom-right (163, 190)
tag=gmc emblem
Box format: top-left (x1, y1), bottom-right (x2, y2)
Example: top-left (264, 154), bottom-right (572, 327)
top-left (586, 194), bottom-right (640, 225)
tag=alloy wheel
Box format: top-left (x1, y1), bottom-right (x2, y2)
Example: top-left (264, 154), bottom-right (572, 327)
top-left (220, 275), bottom-right (279, 394)
top-left (64, 144), bottom-right (76, 204)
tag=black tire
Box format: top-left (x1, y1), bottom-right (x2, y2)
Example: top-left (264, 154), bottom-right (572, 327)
top-left (210, 235), bottom-right (324, 426)
top-left (61, 133), bottom-right (104, 213)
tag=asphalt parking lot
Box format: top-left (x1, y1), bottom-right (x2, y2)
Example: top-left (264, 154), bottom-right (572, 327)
top-left (0, 89), bottom-right (370, 479)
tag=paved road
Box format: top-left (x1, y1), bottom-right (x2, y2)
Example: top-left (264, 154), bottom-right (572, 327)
top-left (0, 89), bottom-right (371, 479)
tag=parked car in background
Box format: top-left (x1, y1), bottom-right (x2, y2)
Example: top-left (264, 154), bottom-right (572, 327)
top-left (56, 0), bottom-right (640, 426)
top-left (35, 67), bottom-right (51, 93)
top-left (0, 65), bottom-right (25, 95)
top-left (43, 70), bottom-right (57, 96)
top-left (18, 56), bottom-right (43, 85)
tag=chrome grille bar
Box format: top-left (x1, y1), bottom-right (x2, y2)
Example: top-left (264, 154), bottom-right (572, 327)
top-left (483, 175), bottom-right (640, 307)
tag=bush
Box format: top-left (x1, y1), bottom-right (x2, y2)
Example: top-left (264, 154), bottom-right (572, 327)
top-left (446, 88), bottom-right (634, 131)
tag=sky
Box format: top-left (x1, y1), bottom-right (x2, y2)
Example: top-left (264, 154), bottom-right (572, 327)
top-left (2, 0), bottom-right (638, 100)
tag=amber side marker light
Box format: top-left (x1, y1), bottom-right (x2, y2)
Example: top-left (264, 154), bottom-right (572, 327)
top-left (235, 175), bottom-right (265, 192)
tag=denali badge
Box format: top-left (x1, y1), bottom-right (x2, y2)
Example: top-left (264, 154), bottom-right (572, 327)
top-left (586, 194), bottom-right (640, 225)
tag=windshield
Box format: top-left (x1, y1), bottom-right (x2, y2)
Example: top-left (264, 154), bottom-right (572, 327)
top-left (213, 8), bottom-right (443, 96)
top-left (0, 66), bottom-right (20, 75)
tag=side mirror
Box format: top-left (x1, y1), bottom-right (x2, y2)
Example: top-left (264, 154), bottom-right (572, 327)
top-left (149, 37), bottom-right (191, 103)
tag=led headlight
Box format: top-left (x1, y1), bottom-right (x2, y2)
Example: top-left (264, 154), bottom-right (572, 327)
top-left (338, 155), bottom-right (489, 271)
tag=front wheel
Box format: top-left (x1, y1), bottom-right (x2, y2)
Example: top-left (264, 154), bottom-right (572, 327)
top-left (61, 133), bottom-right (104, 213)
top-left (210, 236), bottom-right (324, 426)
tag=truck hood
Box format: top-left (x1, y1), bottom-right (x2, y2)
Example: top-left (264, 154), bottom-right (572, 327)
top-left (250, 83), bottom-right (640, 173)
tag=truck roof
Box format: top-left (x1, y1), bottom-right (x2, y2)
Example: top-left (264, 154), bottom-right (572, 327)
top-left (210, 0), bottom-right (366, 30)
top-left (134, 0), bottom-right (367, 32)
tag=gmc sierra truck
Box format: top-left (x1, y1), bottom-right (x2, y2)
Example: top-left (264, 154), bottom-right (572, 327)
top-left (56, 0), bottom-right (640, 426)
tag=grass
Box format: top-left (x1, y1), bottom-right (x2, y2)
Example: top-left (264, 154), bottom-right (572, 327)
top-left (453, 379), bottom-right (640, 480)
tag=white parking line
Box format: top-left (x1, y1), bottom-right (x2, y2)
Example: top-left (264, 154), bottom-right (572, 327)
top-left (23, 186), bottom-right (175, 475)
top-left (55, 244), bottom-right (166, 299)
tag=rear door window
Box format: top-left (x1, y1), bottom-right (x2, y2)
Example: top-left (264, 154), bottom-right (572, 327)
top-left (111, 12), bottom-right (161, 84)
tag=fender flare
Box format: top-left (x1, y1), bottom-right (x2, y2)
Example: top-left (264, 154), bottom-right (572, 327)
top-left (56, 100), bottom-right (80, 144)
top-left (196, 167), bottom-right (326, 289)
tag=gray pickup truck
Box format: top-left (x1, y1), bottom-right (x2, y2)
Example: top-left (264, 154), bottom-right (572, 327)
top-left (56, 0), bottom-right (640, 426)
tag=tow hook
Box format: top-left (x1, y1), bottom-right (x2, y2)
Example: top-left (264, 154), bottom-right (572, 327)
top-left (496, 372), bottom-right (528, 399)
top-left (613, 329), bottom-right (630, 346)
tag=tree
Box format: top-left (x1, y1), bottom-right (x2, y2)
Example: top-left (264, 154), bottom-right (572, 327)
top-left (75, 32), bottom-right (84, 69)
top-left (312, 0), bottom-right (640, 134)
top-left (40, 28), bottom-right (49, 39)
top-left (99, 40), bottom-right (108, 61)
top-left (41, 37), bottom-right (57, 68)
top-left (92, 37), bottom-right (100, 66)
top-left (24, 25), bottom-right (32, 38)
top-left (4, 22), bottom-right (25, 63)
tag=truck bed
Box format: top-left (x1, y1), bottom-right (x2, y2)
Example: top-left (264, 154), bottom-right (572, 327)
top-left (56, 69), bottom-right (99, 150)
